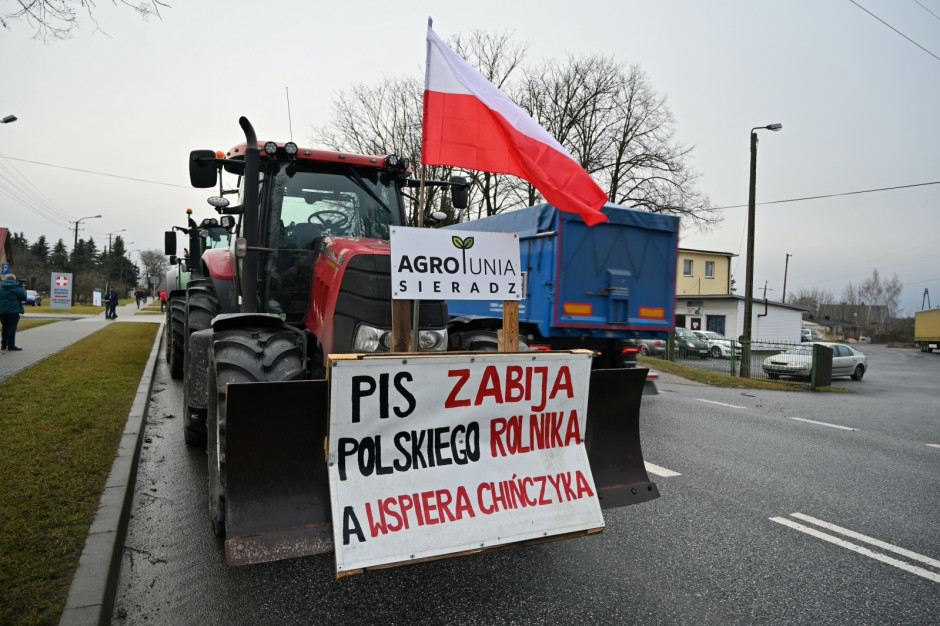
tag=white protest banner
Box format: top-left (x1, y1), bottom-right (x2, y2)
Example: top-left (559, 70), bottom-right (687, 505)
top-left (327, 351), bottom-right (603, 573)
top-left (390, 226), bottom-right (521, 301)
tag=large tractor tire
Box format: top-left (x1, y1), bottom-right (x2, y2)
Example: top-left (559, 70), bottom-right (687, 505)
top-left (182, 281), bottom-right (221, 447)
top-left (450, 329), bottom-right (529, 352)
top-left (168, 298), bottom-right (186, 380)
top-left (185, 280), bottom-right (220, 336)
top-left (206, 324), bottom-right (306, 537)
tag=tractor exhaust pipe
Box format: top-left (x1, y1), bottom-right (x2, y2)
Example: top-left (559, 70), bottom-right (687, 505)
top-left (238, 117), bottom-right (261, 313)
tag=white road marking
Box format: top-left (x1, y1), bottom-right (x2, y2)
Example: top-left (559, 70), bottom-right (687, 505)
top-left (788, 417), bottom-right (857, 431)
top-left (791, 513), bottom-right (940, 569)
top-left (644, 462), bottom-right (681, 477)
top-left (697, 399), bottom-right (747, 410)
top-left (927, 444), bottom-right (940, 449)
top-left (770, 516), bottom-right (940, 584)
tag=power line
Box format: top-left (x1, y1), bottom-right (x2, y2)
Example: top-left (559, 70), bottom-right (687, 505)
top-left (849, 0), bottom-right (940, 63)
top-left (713, 180), bottom-right (940, 210)
top-left (914, 0), bottom-right (940, 22)
top-left (0, 156), bottom-right (189, 189)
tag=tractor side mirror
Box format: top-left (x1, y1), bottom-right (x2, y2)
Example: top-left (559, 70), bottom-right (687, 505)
top-left (164, 231), bottom-right (177, 256)
top-left (451, 176), bottom-right (469, 210)
top-left (189, 150), bottom-right (219, 188)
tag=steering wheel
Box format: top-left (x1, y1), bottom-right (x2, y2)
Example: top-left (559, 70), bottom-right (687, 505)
top-left (307, 210), bottom-right (350, 231)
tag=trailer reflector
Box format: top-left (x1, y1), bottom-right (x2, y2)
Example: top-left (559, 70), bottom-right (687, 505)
top-left (638, 307), bottom-right (665, 320)
top-left (563, 303), bottom-right (593, 316)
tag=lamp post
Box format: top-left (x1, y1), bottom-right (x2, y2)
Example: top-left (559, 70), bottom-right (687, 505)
top-left (71, 215), bottom-right (102, 249)
top-left (740, 123), bottom-right (782, 378)
top-left (106, 229), bottom-right (126, 254)
top-left (69, 215), bottom-right (102, 305)
top-left (782, 253), bottom-right (792, 304)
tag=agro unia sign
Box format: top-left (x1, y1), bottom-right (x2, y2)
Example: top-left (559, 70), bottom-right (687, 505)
top-left (390, 227), bottom-right (521, 301)
top-left (327, 351), bottom-right (603, 573)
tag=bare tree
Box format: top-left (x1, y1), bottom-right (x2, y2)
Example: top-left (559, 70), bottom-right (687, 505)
top-left (2, 0), bottom-right (168, 42)
top-left (312, 77), bottom-right (460, 226)
top-left (519, 57), bottom-right (717, 228)
top-left (790, 287), bottom-right (836, 320)
top-left (138, 249), bottom-right (168, 289)
top-left (310, 29), bottom-right (714, 228)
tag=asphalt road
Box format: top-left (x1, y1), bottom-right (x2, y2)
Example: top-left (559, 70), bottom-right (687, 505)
top-left (112, 344), bottom-right (940, 625)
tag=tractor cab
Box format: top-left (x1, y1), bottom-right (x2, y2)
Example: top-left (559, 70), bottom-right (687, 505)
top-left (254, 157), bottom-right (408, 323)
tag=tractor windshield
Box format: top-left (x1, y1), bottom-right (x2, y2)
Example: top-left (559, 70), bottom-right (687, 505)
top-left (261, 161), bottom-right (404, 322)
top-left (268, 161), bottom-right (402, 248)
top-left (205, 226), bottom-right (229, 249)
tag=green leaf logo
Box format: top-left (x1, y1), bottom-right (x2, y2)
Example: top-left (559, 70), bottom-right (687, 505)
top-left (452, 236), bottom-right (474, 250)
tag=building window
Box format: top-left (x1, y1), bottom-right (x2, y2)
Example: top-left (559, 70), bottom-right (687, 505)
top-left (705, 261), bottom-right (715, 279)
top-left (683, 259), bottom-right (693, 277)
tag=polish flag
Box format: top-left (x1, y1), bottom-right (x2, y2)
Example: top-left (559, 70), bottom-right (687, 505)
top-left (422, 24), bottom-right (609, 226)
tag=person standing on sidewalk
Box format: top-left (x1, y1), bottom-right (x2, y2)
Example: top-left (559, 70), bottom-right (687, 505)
top-left (108, 287), bottom-right (120, 319)
top-left (0, 273), bottom-right (27, 352)
top-left (160, 289), bottom-right (167, 312)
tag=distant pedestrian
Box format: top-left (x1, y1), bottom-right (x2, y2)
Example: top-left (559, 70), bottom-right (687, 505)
top-left (135, 290), bottom-right (142, 309)
top-left (0, 273), bottom-right (27, 352)
top-left (160, 289), bottom-right (167, 312)
top-left (108, 288), bottom-right (119, 319)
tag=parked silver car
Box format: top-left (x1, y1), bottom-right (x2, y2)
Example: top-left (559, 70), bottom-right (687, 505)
top-left (762, 342), bottom-right (867, 380)
top-left (630, 337), bottom-right (666, 356)
top-left (693, 330), bottom-right (741, 359)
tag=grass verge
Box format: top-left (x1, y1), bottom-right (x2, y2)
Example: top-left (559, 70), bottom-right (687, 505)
top-left (0, 322), bottom-right (158, 625)
top-left (639, 356), bottom-right (848, 392)
top-left (23, 303), bottom-right (104, 316)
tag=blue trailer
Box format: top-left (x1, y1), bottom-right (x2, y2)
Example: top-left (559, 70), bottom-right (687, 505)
top-left (446, 202), bottom-right (678, 368)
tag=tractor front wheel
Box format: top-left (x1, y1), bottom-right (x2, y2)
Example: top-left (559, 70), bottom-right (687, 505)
top-left (206, 324), bottom-right (306, 537)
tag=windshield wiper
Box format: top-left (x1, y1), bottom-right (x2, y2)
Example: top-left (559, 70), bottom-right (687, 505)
top-left (344, 166), bottom-right (393, 215)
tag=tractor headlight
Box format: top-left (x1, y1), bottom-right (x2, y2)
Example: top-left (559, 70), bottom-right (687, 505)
top-left (352, 325), bottom-right (447, 353)
top-left (418, 329), bottom-right (447, 352)
top-left (353, 324), bottom-right (388, 353)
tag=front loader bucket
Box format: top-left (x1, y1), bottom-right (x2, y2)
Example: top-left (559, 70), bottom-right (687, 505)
top-left (220, 367), bottom-right (656, 567)
top-left (585, 367), bottom-right (660, 508)
top-left (223, 379), bottom-right (332, 566)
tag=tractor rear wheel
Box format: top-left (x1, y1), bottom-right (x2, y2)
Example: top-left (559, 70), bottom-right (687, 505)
top-left (206, 324), bottom-right (306, 537)
top-left (168, 298), bottom-right (186, 379)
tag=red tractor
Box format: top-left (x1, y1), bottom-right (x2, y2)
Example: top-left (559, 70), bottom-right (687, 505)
top-left (180, 118), bottom-right (656, 566)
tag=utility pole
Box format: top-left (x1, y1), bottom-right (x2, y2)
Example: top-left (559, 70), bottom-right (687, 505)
top-left (782, 253), bottom-right (792, 304)
top-left (68, 215), bottom-right (102, 305)
top-left (740, 123), bottom-right (782, 378)
top-left (71, 215), bottom-right (102, 249)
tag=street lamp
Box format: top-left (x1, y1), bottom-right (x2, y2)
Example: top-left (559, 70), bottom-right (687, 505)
top-left (68, 214), bottom-right (102, 305)
top-left (740, 123), bottom-right (782, 378)
top-left (71, 214), bottom-right (102, 249)
top-left (106, 229), bottom-right (126, 253)
top-left (1, 115), bottom-right (16, 124)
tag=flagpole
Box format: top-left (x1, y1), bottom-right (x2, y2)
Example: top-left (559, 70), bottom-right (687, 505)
top-left (410, 165), bottom-right (427, 351)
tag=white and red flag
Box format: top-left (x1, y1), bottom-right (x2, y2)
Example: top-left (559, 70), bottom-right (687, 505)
top-left (421, 23), bottom-right (609, 227)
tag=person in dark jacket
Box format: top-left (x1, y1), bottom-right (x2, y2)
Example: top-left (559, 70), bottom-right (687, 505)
top-left (107, 287), bottom-right (119, 319)
top-left (0, 274), bottom-right (27, 352)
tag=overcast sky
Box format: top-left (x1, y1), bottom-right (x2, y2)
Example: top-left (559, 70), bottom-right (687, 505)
top-left (1, 0), bottom-right (938, 315)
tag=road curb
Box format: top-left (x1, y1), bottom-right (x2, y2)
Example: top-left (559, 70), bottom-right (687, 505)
top-left (59, 321), bottom-right (165, 626)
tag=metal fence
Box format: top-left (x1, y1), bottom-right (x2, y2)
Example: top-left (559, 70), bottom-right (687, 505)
top-left (643, 338), bottom-right (812, 386)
